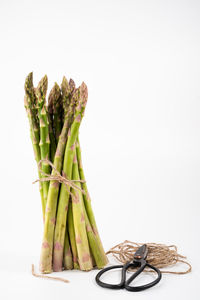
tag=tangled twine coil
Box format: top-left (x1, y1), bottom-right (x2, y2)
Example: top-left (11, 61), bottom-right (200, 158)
top-left (106, 240), bottom-right (192, 274)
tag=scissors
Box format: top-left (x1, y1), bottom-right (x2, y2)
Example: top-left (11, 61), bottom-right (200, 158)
top-left (95, 244), bottom-right (162, 292)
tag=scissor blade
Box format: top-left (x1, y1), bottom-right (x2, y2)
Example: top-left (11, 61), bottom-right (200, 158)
top-left (134, 244), bottom-right (148, 260)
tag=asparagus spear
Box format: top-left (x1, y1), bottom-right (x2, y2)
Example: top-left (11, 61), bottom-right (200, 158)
top-left (71, 152), bottom-right (93, 270)
top-left (60, 79), bottom-right (76, 271)
top-left (62, 80), bottom-right (75, 270)
top-left (67, 199), bottom-right (79, 269)
top-left (63, 226), bottom-right (73, 270)
top-left (76, 139), bottom-right (108, 267)
top-left (53, 83), bottom-right (90, 272)
top-left (24, 73), bottom-right (45, 219)
top-left (48, 84), bottom-right (58, 162)
top-left (35, 75), bottom-right (50, 211)
top-left (39, 78), bottom-right (76, 273)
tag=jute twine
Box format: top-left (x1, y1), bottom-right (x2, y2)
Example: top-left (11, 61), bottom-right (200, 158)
top-left (106, 240), bottom-right (192, 274)
top-left (32, 264), bottom-right (69, 283)
top-left (33, 159), bottom-right (86, 197)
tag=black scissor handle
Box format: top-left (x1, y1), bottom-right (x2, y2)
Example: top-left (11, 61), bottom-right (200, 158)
top-left (124, 262), bottom-right (162, 292)
top-left (95, 262), bottom-right (162, 292)
top-left (95, 264), bottom-right (125, 289)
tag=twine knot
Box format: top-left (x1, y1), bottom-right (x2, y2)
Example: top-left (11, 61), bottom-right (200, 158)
top-left (33, 159), bottom-right (85, 196)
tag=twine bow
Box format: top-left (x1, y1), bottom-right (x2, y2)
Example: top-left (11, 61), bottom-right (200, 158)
top-left (33, 159), bottom-right (85, 196)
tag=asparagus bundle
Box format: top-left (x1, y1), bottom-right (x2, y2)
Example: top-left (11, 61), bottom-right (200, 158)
top-left (24, 72), bottom-right (108, 273)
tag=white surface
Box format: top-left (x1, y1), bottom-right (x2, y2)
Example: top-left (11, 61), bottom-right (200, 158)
top-left (0, 0), bottom-right (199, 299)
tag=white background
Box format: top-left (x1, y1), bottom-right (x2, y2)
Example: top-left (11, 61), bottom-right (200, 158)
top-left (0, 0), bottom-right (199, 299)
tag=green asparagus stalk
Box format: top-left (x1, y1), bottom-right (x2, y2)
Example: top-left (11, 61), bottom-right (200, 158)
top-left (53, 83), bottom-right (90, 272)
top-left (67, 199), bottom-right (79, 269)
top-left (71, 152), bottom-right (93, 270)
top-left (39, 77), bottom-right (76, 273)
top-left (24, 73), bottom-right (45, 219)
top-left (35, 75), bottom-right (50, 211)
top-left (76, 139), bottom-right (108, 267)
top-left (61, 79), bottom-right (76, 271)
top-left (63, 228), bottom-right (73, 270)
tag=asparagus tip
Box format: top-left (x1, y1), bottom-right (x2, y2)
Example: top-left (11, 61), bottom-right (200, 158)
top-left (80, 82), bottom-right (88, 106)
top-left (69, 78), bottom-right (76, 93)
top-left (24, 72), bottom-right (33, 94)
top-left (61, 76), bottom-right (70, 95)
top-left (36, 75), bottom-right (48, 99)
top-left (48, 82), bottom-right (61, 105)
